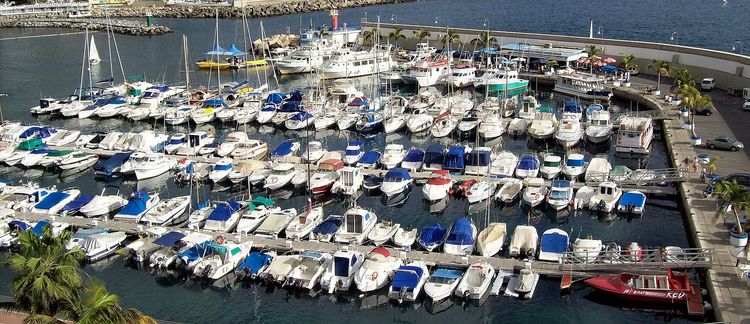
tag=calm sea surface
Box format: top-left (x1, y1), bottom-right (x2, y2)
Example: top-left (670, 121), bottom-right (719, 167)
top-left (0, 0), bottom-right (736, 322)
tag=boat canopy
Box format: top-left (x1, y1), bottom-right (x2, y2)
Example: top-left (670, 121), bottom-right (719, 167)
top-left (31, 220), bottom-right (49, 237)
top-left (94, 152), bottom-right (133, 175)
top-left (279, 101), bottom-right (303, 112)
top-left (120, 192), bottom-right (150, 216)
top-left (403, 149), bottom-right (425, 163)
top-left (237, 252), bottom-right (273, 274)
top-left (384, 168), bottom-right (411, 182)
top-left (313, 217), bottom-right (343, 235)
top-left (178, 241), bottom-right (212, 262)
top-left (540, 230), bottom-right (569, 254)
top-left (619, 192), bottom-right (646, 207)
top-left (419, 224), bottom-right (446, 245)
top-left (272, 140), bottom-right (296, 156)
top-left (551, 180), bottom-right (571, 188)
top-left (266, 92), bottom-right (285, 104)
top-left (518, 154), bottom-right (539, 170)
top-left (290, 111), bottom-right (313, 121)
top-left (586, 103), bottom-right (605, 115)
top-left (424, 144), bottom-right (446, 165)
top-left (465, 150), bottom-right (491, 167)
top-left (214, 161), bottom-right (233, 171)
top-left (8, 220), bottom-right (29, 231)
top-left (432, 268), bottom-right (463, 279)
top-left (207, 200), bottom-right (242, 221)
top-left (564, 99), bottom-right (582, 113)
top-left (537, 106), bottom-right (555, 113)
top-left (47, 150), bottom-right (73, 157)
top-left (153, 231), bottom-right (186, 247)
top-left (392, 265), bottom-right (425, 291)
top-left (371, 246), bottom-right (390, 257)
top-left (72, 227), bottom-right (106, 239)
top-left (444, 145), bottom-right (465, 172)
top-left (446, 218), bottom-right (475, 245)
top-left (248, 196), bottom-right (275, 211)
top-left (34, 191), bottom-right (71, 211)
top-left (17, 138), bottom-right (43, 151)
top-left (288, 90), bottom-right (303, 102)
top-left (19, 127), bottom-right (41, 139)
top-left (63, 194), bottom-right (93, 212)
top-left (204, 43), bottom-right (244, 56)
top-left (358, 151), bottom-right (381, 165)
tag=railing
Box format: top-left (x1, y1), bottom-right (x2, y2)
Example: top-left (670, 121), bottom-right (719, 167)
top-left (559, 247), bottom-right (714, 273)
top-left (585, 168), bottom-right (687, 186)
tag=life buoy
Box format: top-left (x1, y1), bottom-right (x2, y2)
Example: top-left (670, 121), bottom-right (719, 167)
top-left (215, 235), bottom-right (225, 245)
top-left (370, 272), bottom-right (378, 280)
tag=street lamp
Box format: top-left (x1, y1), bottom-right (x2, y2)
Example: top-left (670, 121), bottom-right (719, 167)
top-left (482, 18), bottom-right (488, 28)
top-left (434, 17), bottom-right (438, 25)
top-left (597, 26), bottom-right (603, 38)
top-left (733, 40), bottom-right (743, 55)
top-left (670, 32), bottom-right (679, 45)
top-left (390, 14), bottom-right (395, 22)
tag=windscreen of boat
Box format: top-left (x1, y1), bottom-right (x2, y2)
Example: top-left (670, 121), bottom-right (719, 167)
top-left (346, 147), bottom-right (361, 155)
top-left (334, 256), bottom-right (351, 277)
top-left (168, 138), bottom-right (183, 145)
top-left (549, 189), bottom-right (569, 200)
top-left (567, 159), bottom-right (585, 167)
top-left (543, 160), bottom-right (561, 167)
top-left (344, 213), bottom-right (364, 233)
top-left (518, 157), bottom-right (538, 170)
top-left (214, 163), bottom-right (232, 171)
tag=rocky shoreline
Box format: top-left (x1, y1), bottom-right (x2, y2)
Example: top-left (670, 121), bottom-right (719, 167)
top-left (0, 17), bottom-right (171, 35)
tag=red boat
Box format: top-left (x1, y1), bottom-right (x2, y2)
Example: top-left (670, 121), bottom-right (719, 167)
top-left (585, 269), bottom-right (704, 314)
top-left (310, 159), bottom-right (344, 194)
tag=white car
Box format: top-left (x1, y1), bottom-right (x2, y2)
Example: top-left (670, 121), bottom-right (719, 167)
top-left (743, 100), bottom-right (750, 111)
top-left (700, 78), bottom-right (715, 90)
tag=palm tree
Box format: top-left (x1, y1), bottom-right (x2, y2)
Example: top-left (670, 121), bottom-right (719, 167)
top-left (470, 30), bottom-right (497, 48)
top-left (360, 28), bottom-right (379, 47)
top-left (65, 281), bottom-right (148, 324)
top-left (439, 29), bottom-right (461, 48)
top-left (673, 68), bottom-right (696, 89)
top-left (387, 27), bottom-right (406, 46)
top-left (621, 54), bottom-right (637, 72)
top-left (675, 84), bottom-right (714, 138)
top-left (714, 180), bottom-right (750, 235)
top-left (647, 60), bottom-right (672, 90)
top-left (706, 155), bottom-right (722, 175)
top-left (584, 45), bottom-right (602, 73)
top-left (413, 29), bottom-right (431, 44)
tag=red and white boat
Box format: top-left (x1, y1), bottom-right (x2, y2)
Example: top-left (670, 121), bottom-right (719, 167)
top-left (585, 269), bottom-right (703, 314)
top-left (422, 170), bottom-right (453, 201)
top-left (309, 159), bottom-right (344, 194)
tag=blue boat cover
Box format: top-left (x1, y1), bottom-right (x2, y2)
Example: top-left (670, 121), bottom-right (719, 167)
top-left (290, 111), bottom-right (313, 121)
top-left (203, 100), bottom-right (229, 108)
top-left (586, 103), bottom-right (605, 116)
top-left (363, 176), bottom-right (383, 187)
top-left (30, 149), bottom-right (53, 154)
top-left (384, 168), bottom-right (411, 181)
top-left (619, 192), bottom-right (646, 207)
top-left (72, 227), bottom-right (106, 239)
top-left (419, 224), bottom-right (446, 246)
top-left (147, 85), bottom-right (170, 92)
top-left (444, 146), bottom-right (465, 171)
top-left (540, 231), bottom-right (569, 254)
top-left (266, 93), bottom-right (285, 104)
top-left (564, 99), bottom-right (582, 113)
top-left (346, 146), bottom-right (363, 156)
top-left (8, 220), bottom-right (29, 230)
top-left (518, 154), bottom-right (539, 170)
top-left (288, 90), bottom-right (303, 102)
top-left (551, 180), bottom-right (571, 188)
top-left (178, 241), bottom-right (212, 262)
top-left (94, 152), bottom-right (133, 174)
top-left (432, 268), bottom-right (463, 279)
top-left (566, 158), bottom-right (585, 167)
top-left (358, 151), bottom-right (380, 164)
top-left (313, 216), bottom-right (343, 235)
top-left (119, 192), bottom-right (150, 216)
top-left (237, 252), bottom-right (273, 275)
top-left (272, 140), bottom-right (295, 157)
top-left (31, 220), bottom-right (49, 237)
top-left (424, 144), bottom-right (446, 165)
top-left (207, 200), bottom-right (242, 221)
top-left (168, 137), bottom-right (184, 145)
top-left (153, 231), bottom-right (186, 247)
top-left (19, 127), bottom-right (41, 139)
top-left (63, 194), bottom-right (93, 212)
top-left (280, 101), bottom-right (303, 112)
top-left (38, 127), bottom-right (56, 139)
top-left (391, 266), bottom-right (425, 291)
top-left (403, 149), bottom-right (425, 163)
top-left (465, 150), bottom-right (491, 167)
top-left (34, 192), bottom-right (71, 210)
top-left (214, 162), bottom-right (233, 171)
top-left (446, 218), bottom-right (475, 245)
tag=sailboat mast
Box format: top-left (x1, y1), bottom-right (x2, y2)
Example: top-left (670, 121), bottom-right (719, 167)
top-left (241, 5), bottom-right (250, 82)
top-left (79, 29), bottom-right (88, 101)
top-left (215, 9), bottom-right (221, 89)
top-left (183, 34), bottom-right (190, 91)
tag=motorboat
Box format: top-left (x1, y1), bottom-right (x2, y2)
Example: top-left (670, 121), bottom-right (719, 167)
top-left (302, 141), bottom-right (325, 163)
top-left (393, 227), bottom-right (417, 248)
top-left (617, 191), bottom-right (647, 214)
top-left (555, 110), bottom-right (584, 148)
top-left (454, 262), bottom-right (495, 300)
top-left (515, 153), bottom-right (540, 178)
top-left (422, 170), bottom-right (453, 201)
top-left (61, 194), bottom-right (92, 216)
top-left (401, 148), bottom-right (425, 172)
top-left (32, 188), bottom-right (80, 214)
top-left (528, 106), bottom-right (558, 140)
top-left (284, 251), bottom-right (332, 290)
top-left (458, 110), bottom-right (481, 134)
top-left (208, 158), bottom-right (234, 183)
top-left (230, 140), bottom-right (268, 160)
top-left (509, 225), bottom-right (539, 258)
top-left (320, 250), bottom-right (365, 293)
top-left (133, 154), bottom-right (174, 180)
top-left (424, 268), bottom-right (464, 302)
top-left (309, 214), bottom-right (344, 242)
top-left (20, 148), bottom-right (52, 168)
top-left (443, 218), bottom-right (477, 256)
top-left (589, 182), bottom-right (623, 213)
top-left (93, 152), bottom-right (132, 177)
top-left (478, 113), bottom-right (505, 139)
top-left (562, 153), bottom-right (586, 180)
top-left (389, 261), bottom-right (430, 303)
top-left (235, 251), bottom-right (274, 280)
top-left (235, 198), bottom-right (279, 234)
top-left (309, 159), bottom-right (343, 194)
top-left (357, 150), bottom-right (380, 169)
top-left (538, 228), bottom-right (569, 262)
top-left (264, 163), bottom-right (297, 190)
top-left (190, 100), bottom-right (227, 124)
top-left (203, 200), bottom-right (246, 233)
top-left (331, 166), bottom-right (363, 196)
top-left (422, 144), bottom-right (446, 171)
top-left (490, 150), bottom-right (518, 177)
top-left (149, 232), bottom-right (212, 269)
top-left (586, 109), bottom-right (613, 143)
top-left (186, 200), bottom-right (213, 230)
top-left (446, 63), bottom-right (477, 88)
top-left (522, 177), bottom-right (547, 207)
top-left (82, 231), bottom-right (128, 262)
top-left (476, 222), bottom-right (507, 257)
top-left (443, 145), bottom-right (466, 174)
top-left (504, 266), bottom-right (540, 299)
top-left (611, 165), bottom-right (633, 182)
top-left (139, 195), bottom-right (191, 226)
top-left (418, 223), bottom-right (447, 252)
top-left (615, 117), bottom-right (653, 154)
top-left (343, 141), bottom-right (364, 165)
top-left (284, 204), bottom-right (324, 240)
top-left (585, 157), bottom-right (612, 183)
top-left (367, 219), bottom-right (400, 246)
top-left (176, 132), bottom-right (214, 156)
top-left (270, 140), bottom-right (300, 162)
top-left (65, 227), bottom-right (107, 251)
top-left (336, 112), bottom-right (359, 131)
top-left (356, 112), bottom-right (384, 133)
top-left (193, 241), bottom-right (254, 280)
top-left (574, 186), bottom-right (595, 210)
top-left (285, 111), bottom-right (315, 130)
top-left (584, 269), bottom-right (702, 306)
top-left (353, 247), bottom-right (403, 293)
top-left (94, 97), bottom-right (129, 118)
top-left (334, 206), bottom-right (377, 244)
top-left (380, 168), bottom-right (412, 197)
top-left (383, 113), bottom-right (408, 133)
top-left (431, 116), bottom-right (458, 138)
top-left (259, 254), bottom-right (301, 284)
top-left (466, 180), bottom-right (496, 204)
top-left (540, 154), bottom-right (562, 179)
top-left (46, 130), bottom-right (80, 147)
top-left (380, 144), bottom-right (406, 169)
top-left (464, 147), bottom-right (492, 176)
top-left (254, 208), bottom-right (297, 239)
top-left (406, 108), bottom-right (434, 133)
top-left (124, 227), bottom-right (169, 263)
top-left (572, 236), bottom-right (603, 263)
top-left (507, 118), bottom-right (528, 136)
top-left (113, 192), bottom-right (159, 222)
top-left (216, 132), bottom-right (251, 157)
top-left (164, 133), bottom-right (187, 154)
top-left (494, 178), bottom-right (523, 203)
top-left (77, 187), bottom-right (126, 217)
top-left (56, 152), bottom-right (98, 171)
top-left (547, 179), bottom-right (574, 211)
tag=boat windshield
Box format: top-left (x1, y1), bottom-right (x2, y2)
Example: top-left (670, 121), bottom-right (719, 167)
top-left (543, 161), bottom-right (561, 167)
top-left (549, 189), bottom-right (569, 200)
top-left (428, 276), bottom-right (456, 284)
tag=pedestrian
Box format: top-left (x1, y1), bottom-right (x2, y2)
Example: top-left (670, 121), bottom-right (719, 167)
top-left (693, 162), bottom-right (698, 173)
top-left (700, 168), bottom-right (705, 181)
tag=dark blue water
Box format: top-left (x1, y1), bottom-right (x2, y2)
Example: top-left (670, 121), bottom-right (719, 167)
top-left (0, 1), bottom-right (724, 322)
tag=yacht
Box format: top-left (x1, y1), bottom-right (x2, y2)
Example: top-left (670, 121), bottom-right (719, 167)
top-left (133, 153), bottom-right (174, 180)
top-left (285, 205), bottom-right (324, 240)
top-left (406, 108), bottom-right (434, 133)
top-left (555, 111), bottom-right (584, 148)
top-left (319, 46), bottom-right (393, 79)
top-left (408, 57), bottom-right (450, 88)
top-left (276, 41), bottom-right (335, 74)
top-left (554, 73), bottom-right (613, 101)
top-left (615, 117), bottom-right (653, 154)
top-left (528, 106), bottom-right (558, 140)
top-left (586, 109), bottom-right (613, 143)
top-left (208, 158), bottom-right (234, 183)
top-left (216, 132), bottom-right (251, 157)
top-left (230, 140), bottom-right (268, 160)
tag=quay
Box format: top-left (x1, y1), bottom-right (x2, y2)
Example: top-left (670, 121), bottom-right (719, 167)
top-left (0, 17), bottom-right (171, 35)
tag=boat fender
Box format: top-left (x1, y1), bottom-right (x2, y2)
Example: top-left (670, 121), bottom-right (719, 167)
top-left (215, 235), bottom-right (225, 245)
top-left (370, 272), bottom-right (378, 281)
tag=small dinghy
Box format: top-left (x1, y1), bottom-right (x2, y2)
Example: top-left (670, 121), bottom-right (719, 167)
top-left (509, 225), bottom-right (539, 258)
top-left (494, 178), bottom-right (523, 204)
top-left (392, 226), bottom-right (417, 248)
top-left (617, 191), bottom-right (646, 215)
top-left (367, 219), bottom-right (400, 246)
top-left (476, 222), bottom-right (507, 257)
top-left (425, 268), bottom-right (464, 302)
top-left (504, 266), bottom-right (540, 299)
top-left (454, 262), bottom-right (495, 300)
top-left (538, 228), bottom-right (569, 262)
top-left (418, 223), bottom-right (447, 252)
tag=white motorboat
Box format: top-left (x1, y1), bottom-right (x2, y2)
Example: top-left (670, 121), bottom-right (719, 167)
top-left (573, 186), bottom-right (595, 210)
top-left (264, 163), bottom-right (297, 190)
top-left (431, 116), bottom-right (458, 138)
top-left (79, 186), bottom-right (127, 217)
top-left (57, 152), bottom-right (98, 171)
top-left (383, 113), bottom-right (408, 133)
top-left (285, 111), bottom-right (315, 130)
top-left (46, 130), bottom-right (80, 147)
top-left (562, 153), bottom-right (587, 180)
top-left (572, 237), bottom-right (603, 263)
top-left (302, 141), bottom-right (325, 163)
top-left (32, 188), bottom-right (80, 214)
top-left (538, 228), bottom-right (570, 262)
top-left (367, 219), bottom-right (400, 246)
top-left (259, 254), bottom-right (301, 284)
top-left (309, 214), bottom-right (344, 242)
top-left (509, 225), bottom-right (539, 258)
top-left (554, 73), bottom-right (613, 101)
top-left (540, 154), bottom-right (562, 179)
top-left (388, 261), bottom-right (430, 303)
top-left (336, 112), bottom-right (359, 131)
top-left (284, 205), bottom-right (324, 240)
top-left (466, 180), bottom-right (496, 204)
top-left (522, 177), bottom-right (547, 207)
top-left (424, 268), bottom-right (464, 302)
top-left (443, 218), bottom-right (477, 256)
top-left (422, 170), bottom-right (453, 201)
top-left (507, 118), bottom-right (528, 136)
top-left (454, 262), bottom-right (495, 300)
top-left (494, 178), bottom-right (524, 204)
top-left (208, 158), bottom-right (234, 183)
top-left (515, 153), bottom-right (540, 179)
top-left (176, 132), bottom-right (214, 156)
top-left (380, 144), bottom-right (405, 169)
top-left (617, 191), bottom-right (647, 214)
top-left (139, 195), bottom-right (191, 226)
top-left (490, 150), bottom-right (518, 177)
top-left (148, 232), bottom-right (212, 269)
top-left (343, 141), bottom-right (364, 165)
top-left (124, 227), bottom-right (169, 263)
top-left (334, 206), bottom-right (377, 244)
top-left (555, 112), bottom-right (584, 148)
top-left (164, 133), bottom-right (187, 154)
top-left (284, 251), bottom-right (332, 290)
top-left (406, 108), bottom-right (434, 133)
top-left (94, 97), bottom-right (129, 118)
top-left (230, 140), bottom-right (268, 160)
top-left (528, 106), bottom-right (557, 140)
top-left (113, 191), bottom-right (159, 222)
top-left (254, 208), bottom-right (297, 239)
top-left (458, 110), bottom-right (481, 133)
top-left (331, 166), bottom-right (364, 196)
top-left (82, 231), bottom-right (128, 262)
top-left (97, 132), bottom-right (122, 150)
top-left (504, 266), bottom-right (540, 299)
top-left (354, 247), bottom-right (403, 293)
top-left (586, 109), bottom-right (613, 143)
top-left (235, 201), bottom-right (279, 234)
top-left (380, 168), bottom-right (412, 197)
top-left (588, 182), bottom-right (622, 212)
top-left (193, 241), bottom-right (254, 280)
top-left (392, 227), bottom-right (417, 248)
top-left (320, 250), bottom-right (365, 293)
top-left (134, 153), bottom-right (174, 180)
top-left (476, 222), bottom-right (507, 257)
top-left (445, 63), bottom-right (477, 88)
top-left (216, 132), bottom-right (250, 157)
top-left (202, 200), bottom-right (246, 233)
top-left (585, 157), bottom-right (611, 182)
top-left (547, 180), bottom-right (574, 211)
top-left (478, 113), bottom-right (505, 139)
top-left (20, 149), bottom-right (50, 168)
top-left (65, 227), bottom-right (107, 251)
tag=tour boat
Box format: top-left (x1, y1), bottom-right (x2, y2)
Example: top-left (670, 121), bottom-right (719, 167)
top-left (334, 206), bottom-right (377, 244)
top-left (264, 163), bottom-right (297, 190)
top-left (380, 144), bottom-right (406, 169)
top-left (319, 46), bottom-right (393, 79)
top-left (476, 222), bottom-right (507, 257)
top-left (454, 262), bottom-right (495, 300)
top-left (139, 195), bottom-right (191, 227)
top-left (547, 179), bottom-right (574, 211)
top-left (425, 268), bottom-right (464, 302)
top-left (422, 170), bottom-right (453, 201)
top-left (554, 73), bottom-right (613, 101)
top-left (585, 157), bottom-right (612, 182)
top-left (562, 153), bottom-right (586, 180)
top-left (367, 219), bottom-right (400, 246)
top-left (538, 228), bottom-right (569, 262)
top-left (113, 192), bottom-right (159, 222)
top-left (616, 117), bottom-right (653, 154)
top-left (389, 261), bottom-right (430, 303)
top-left (409, 58), bottom-right (450, 88)
top-left (320, 250), bottom-right (365, 294)
top-left (586, 109), bottom-right (613, 143)
top-left (617, 191), bottom-right (647, 215)
top-left (284, 251), bottom-right (333, 290)
top-left (540, 153), bottom-right (562, 179)
top-left (589, 182), bottom-right (623, 213)
top-left (418, 223), bottom-right (447, 252)
top-left (509, 225), bottom-right (539, 258)
top-left (79, 186), bottom-right (127, 217)
top-left (401, 148), bottom-right (425, 172)
top-left (528, 106), bottom-right (558, 140)
top-left (584, 269), bottom-right (702, 305)
top-left (354, 247), bottom-right (403, 293)
top-left (490, 150), bottom-right (518, 177)
top-left (515, 153), bottom-right (540, 179)
top-left (494, 178), bottom-right (524, 203)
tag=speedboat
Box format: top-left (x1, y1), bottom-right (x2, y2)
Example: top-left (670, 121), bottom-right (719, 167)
top-left (589, 182), bottom-right (622, 212)
top-left (515, 153), bottom-right (540, 178)
top-left (572, 236), bottom-right (603, 263)
top-left (264, 163), bottom-right (297, 190)
top-left (504, 266), bottom-right (540, 299)
top-left (466, 180), bottom-right (496, 204)
top-left (584, 269), bottom-right (701, 305)
top-left (528, 106), bottom-right (557, 140)
top-left (208, 158), bottom-right (234, 183)
top-left (574, 186), bottom-right (595, 210)
top-left (585, 157), bottom-right (611, 182)
top-left (230, 140), bottom-right (268, 160)
top-left (309, 159), bottom-right (343, 194)
top-left (254, 208), bottom-right (297, 239)
top-left (334, 206), bottom-right (377, 244)
top-left (540, 153), bottom-right (562, 179)
top-left (547, 179), bottom-right (574, 211)
top-left (538, 228), bottom-right (570, 262)
top-left (216, 132), bottom-right (250, 157)
top-left (149, 232), bottom-right (212, 269)
top-left (309, 214), bottom-right (344, 242)
top-left (490, 150), bottom-right (518, 177)
top-left (57, 152), bottom-right (98, 171)
top-left (79, 186), bottom-right (127, 217)
top-left (139, 195), bottom-right (190, 226)
top-left (113, 192), bottom-right (159, 222)
top-left (203, 200), bottom-right (246, 233)
top-left (133, 153), bottom-right (174, 180)
top-left (32, 188), bottom-right (80, 214)
top-left (235, 251), bottom-right (274, 281)
top-left (285, 111), bottom-right (315, 130)
top-left (61, 194), bottom-right (92, 216)
top-left (422, 170), bottom-right (453, 201)
top-left (354, 247), bottom-right (403, 293)
top-left (380, 144), bottom-right (406, 169)
top-left (82, 231), bottom-right (128, 262)
top-left (302, 141), bottom-right (325, 163)
top-left (406, 108), bottom-right (434, 133)
top-left (357, 150), bottom-right (381, 169)
top-left (476, 222), bottom-right (507, 257)
top-left (431, 116), bottom-right (458, 138)
top-left (380, 168), bottom-right (412, 197)
top-left (20, 148), bottom-right (52, 168)
top-left (124, 227), bottom-right (169, 263)
top-left (356, 112), bottom-right (384, 133)
top-left (259, 254), bottom-right (301, 284)
top-left (367, 219), bottom-right (400, 246)
top-left (555, 111), bottom-right (584, 148)
top-left (320, 250), bottom-right (365, 293)
top-left (478, 113), bottom-right (505, 139)
top-left (454, 262), bottom-right (495, 300)
top-left (389, 261), bottom-right (430, 303)
top-left (444, 218), bottom-right (477, 256)
top-left (284, 251), bottom-right (332, 290)
top-left (494, 178), bottom-right (524, 203)
top-left (424, 268), bottom-right (464, 302)
top-left (193, 241), bottom-right (254, 280)
top-left (284, 204), bottom-right (324, 240)
top-left (522, 177), bottom-right (547, 207)
top-left (458, 110), bottom-right (481, 134)
top-left (418, 223), bottom-right (447, 252)
top-left (343, 141), bottom-right (365, 165)
top-left (617, 191), bottom-right (646, 214)
top-left (235, 198), bottom-right (279, 234)
top-left (93, 152), bottom-right (132, 177)
top-left (509, 225), bottom-right (539, 258)
top-left (562, 153), bottom-right (586, 180)
top-left (393, 227), bottom-right (418, 248)
top-left (65, 227), bottom-right (107, 251)
top-left (401, 148), bottom-right (425, 172)
top-left (384, 113), bottom-right (408, 133)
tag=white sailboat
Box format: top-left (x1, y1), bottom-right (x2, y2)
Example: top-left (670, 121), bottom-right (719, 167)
top-left (89, 35), bottom-right (101, 65)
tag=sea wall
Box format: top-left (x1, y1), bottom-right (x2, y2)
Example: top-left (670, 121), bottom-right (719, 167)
top-left (0, 17), bottom-right (171, 35)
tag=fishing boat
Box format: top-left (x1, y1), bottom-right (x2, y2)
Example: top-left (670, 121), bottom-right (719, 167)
top-left (528, 106), bottom-right (557, 140)
top-left (522, 177), bottom-right (547, 207)
top-left (562, 153), bottom-right (587, 180)
top-left (586, 108), bottom-right (613, 143)
top-left (32, 188), bottom-right (80, 214)
top-left (354, 247), bottom-right (403, 293)
top-left (264, 163), bottom-right (297, 190)
top-left (589, 182), bottom-right (623, 213)
top-left (454, 262), bottom-right (495, 300)
top-left (422, 170), bottom-right (453, 201)
top-left (320, 250), bottom-right (365, 293)
top-left (443, 145), bottom-right (466, 174)
top-left (389, 261), bottom-right (430, 303)
top-left (476, 222), bottom-right (507, 257)
top-left (616, 117), bottom-right (653, 154)
top-left (193, 241), bottom-right (254, 280)
top-left (515, 153), bottom-right (540, 179)
top-left (393, 227), bottom-right (418, 248)
top-left (367, 219), bottom-right (400, 246)
top-left (82, 231), bottom-right (127, 262)
top-left (494, 178), bottom-right (523, 203)
top-left (380, 168), bottom-right (412, 197)
top-left (572, 236), bottom-right (603, 263)
top-left (334, 206), bottom-right (377, 244)
top-left (139, 195), bottom-right (190, 226)
top-left (284, 251), bottom-right (332, 290)
top-left (509, 225), bottom-right (539, 258)
top-left (343, 141), bottom-right (364, 165)
top-left (547, 179), bottom-right (574, 211)
top-left (422, 144), bottom-right (446, 171)
top-left (474, 67), bottom-right (529, 93)
top-left (380, 144), bottom-right (405, 169)
top-left (418, 223), bottom-right (447, 252)
top-left (585, 157), bottom-right (612, 183)
top-left (309, 214), bottom-right (344, 242)
top-left (113, 192), bottom-right (159, 222)
top-left (254, 208), bottom-right (297, 239)
top-left (617, 191), bottom-right (646, 214)
top-left (538, 228), bottom-right (569, 262)
top-left (574, 186), bottom-right (595, 210)
top-left (424, 268), bottom-right (464, 302)
top-left (203, 200), bottom-right (246, 233)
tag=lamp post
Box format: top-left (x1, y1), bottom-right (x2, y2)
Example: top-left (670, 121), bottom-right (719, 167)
top-left (597, 26), bottom-right (603, 39)
top-left (434, 17), bottom-right (439, 25)
top-left (670, 32), bottom-right (679, 45)
top-left (390, 14), bottom-right (395, 22)
top-left (733, 40), bottom-right (743, 55)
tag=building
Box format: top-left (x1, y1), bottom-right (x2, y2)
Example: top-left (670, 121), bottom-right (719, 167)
top-left (500, 43), bottom-right (587, 67)
top-left (0, 2), bottom-right (90, 16)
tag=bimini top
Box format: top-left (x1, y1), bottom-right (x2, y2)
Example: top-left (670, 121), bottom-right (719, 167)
top-left (248, 196), bottom-right (275, 211)
top-left (403, 148), bottom-right (425, 163)
top-left (518, 153), bottom-right (539, 170)
top-left (8, 220), bottom-right (29, 230)
top-left (236, 251), bottom-right (273, 275)
top-left (119, 192), bottom-right (151, 216)
top-left (94, 152), bottom-right (133, 174)
top-left (358, 151), bottom-right (381, 165)
top-left (63, 194), bottom-right (93, 212)
top-left (566, 157), bottom-right (585, 167)
top-left (313, 216), bottom-right (343, 235)
top-left (178, 240), bottom-right (213, 262)
top-left (34, 191), bottom-right (73, 211)
top-left (384, 168), bottom-right (411, 182)
top-left (288, 90), bottom-right (303, 102)
top-left (346, 141), bottom-right (364, 155)
top-left (207, 200), bottom-right (242, 221)
top-left (280, 101), bottom-right (304, 113)
top-left (432, 268), bottom-right (463, 279)
top-left (391, 265), bottom-right (425, 291)
top-left (153, 231), bottom-right (186, 247)
top-left (445, 218), bottom-right (475, 245)
top-left (419, 223), bottom-right (447, 246)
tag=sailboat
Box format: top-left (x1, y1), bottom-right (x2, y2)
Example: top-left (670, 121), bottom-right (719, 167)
top-left (89, 35), bottom-right (101, 65)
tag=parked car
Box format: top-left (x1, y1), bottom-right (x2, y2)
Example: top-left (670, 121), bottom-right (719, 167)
top-left (697, 153), bottom-right (710, 164)
top-left (694, 109), bottom-right (713, 116)
top-left (743, 100), bottom-right (750, 111)
top-left (706, 137), bottom-right (744, 151)
top-left (700, 78), bottom-right (716, 90)
top-left (723, 173), bottom-right (750, 192)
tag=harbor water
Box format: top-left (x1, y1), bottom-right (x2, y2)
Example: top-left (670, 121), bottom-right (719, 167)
top-left (0, 0), bottom-right (731, 322)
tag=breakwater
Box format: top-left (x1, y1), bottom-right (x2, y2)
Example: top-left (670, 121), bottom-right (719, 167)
top-left (0, 17), bottom-right (171, 35)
